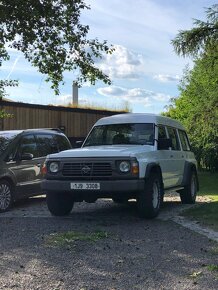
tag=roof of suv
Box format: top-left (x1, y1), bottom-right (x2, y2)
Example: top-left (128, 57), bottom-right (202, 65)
top-left (95, 113), bottom-right (185, 130)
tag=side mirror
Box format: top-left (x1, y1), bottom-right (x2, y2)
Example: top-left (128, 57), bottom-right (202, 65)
top-left (74, 140), bottom-right (83, 148)
top-left (20, 153), bottom-right (34, 160)
top-left (158, 138), bottom-right (172, 150)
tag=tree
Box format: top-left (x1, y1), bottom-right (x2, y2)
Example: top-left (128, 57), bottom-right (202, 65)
top-left (165, 49), bottom-right (218, 171)
top-left (0, 0), bottom-right (114, 95)
top-left (172, 4), bottom-right (218, 57)
top-left (165, 5), bottom-right (218, 171)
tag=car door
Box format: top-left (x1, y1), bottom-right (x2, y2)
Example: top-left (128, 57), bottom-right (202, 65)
top-left (166, 127), bottom-right (185, 186)
top-left (156, 125), bottom-right (175, 188)
top-left (10, 134), bottom-right (42, 197)
top-left (35, 133), bottom-right (61, 181)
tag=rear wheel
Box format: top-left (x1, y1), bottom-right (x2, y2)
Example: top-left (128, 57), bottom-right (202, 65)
top-left (0, 180), bottom-right (13, 213)
top-left (180, 171), bottom-right (197, 204)
top-left (46, 191), bottom-right (74, 216)
top-left (137, 172), bottom-right (163, 219)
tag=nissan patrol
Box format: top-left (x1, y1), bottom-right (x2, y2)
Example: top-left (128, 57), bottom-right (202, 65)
top-left (42, 113), bottom-right (199, 218)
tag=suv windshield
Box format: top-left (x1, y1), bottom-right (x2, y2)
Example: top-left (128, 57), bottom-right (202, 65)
top-left (83, 123), bottom-right (154, 147)
top-left (0, 131), bottom-right (20, 154)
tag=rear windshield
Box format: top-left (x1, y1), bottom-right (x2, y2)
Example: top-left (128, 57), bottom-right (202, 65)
top-left (83, 123), bottom-right (154, 147)
top-left (0, 131), bottom-right (20, 154)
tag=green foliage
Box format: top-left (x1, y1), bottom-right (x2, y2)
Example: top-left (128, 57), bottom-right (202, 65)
top-left (0, 0), bottom-right (114, 94)
top-left (166, 5), bottom-right (218, 171)
top-left (164, 53), bottom-right (218, 171)
top-left (0, 79), bottom-right (18, 100)
top-left (172, 5), bottom-right (218, 57)
top-left (0, 80), bottom-right (17, 119)
top-left (0, 109), bottom-right (13, 119)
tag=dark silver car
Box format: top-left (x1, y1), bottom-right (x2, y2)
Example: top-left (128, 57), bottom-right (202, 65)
top-left (0, 129), bottom-right (72, 212)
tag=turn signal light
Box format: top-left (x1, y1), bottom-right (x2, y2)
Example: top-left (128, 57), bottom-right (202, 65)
top-left (41, 163), bottom-right (47, 176)
top-left (131, 162), bottom-right (139, 175)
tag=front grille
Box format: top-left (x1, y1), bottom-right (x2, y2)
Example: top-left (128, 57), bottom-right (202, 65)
top-left (62, 162), bottom-right (112, 177)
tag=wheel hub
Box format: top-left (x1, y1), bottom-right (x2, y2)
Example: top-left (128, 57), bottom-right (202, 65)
top-left (0, 183), bottom-right (11, 211)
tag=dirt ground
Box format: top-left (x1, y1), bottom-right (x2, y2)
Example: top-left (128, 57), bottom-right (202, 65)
top-left (0, 196), bottom-right (217, 290)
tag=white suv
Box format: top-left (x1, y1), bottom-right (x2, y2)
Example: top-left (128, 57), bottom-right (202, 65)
top-left (42, 113), bottom-right (199, 218)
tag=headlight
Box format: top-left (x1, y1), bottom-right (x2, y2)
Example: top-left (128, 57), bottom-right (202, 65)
top-left (49, 162), bottom-right (59, 173)
top-left (119, 161), bottom-right (131, 173)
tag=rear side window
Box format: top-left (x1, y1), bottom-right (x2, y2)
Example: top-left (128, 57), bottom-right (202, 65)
top-left (167, 127), bottom-right (181, 150)
top-left (178, 130), bottom-right (190, 151)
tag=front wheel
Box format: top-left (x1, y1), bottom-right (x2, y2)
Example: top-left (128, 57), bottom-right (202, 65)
top-left (0, 180), bottom-right (14, 213)
top-left (46, 191), bottom-right (74, 216)
top-left (137, 173), bottom-right (163, 219)
top-left (180, 171), bottom-right (197, 204)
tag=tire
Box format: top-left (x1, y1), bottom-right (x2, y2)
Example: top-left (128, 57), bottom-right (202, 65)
top-left (46, 191), bottom-right (74, 216)
top-left (0, 180), bottom-right (13, 213)
top-left (137, 172), bottom-right (163, 219)
top-left (180, 170), bottom-right (197, 204)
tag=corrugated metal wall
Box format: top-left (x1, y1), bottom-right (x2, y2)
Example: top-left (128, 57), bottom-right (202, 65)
top-left (0, 101), bottom-right (124, 140)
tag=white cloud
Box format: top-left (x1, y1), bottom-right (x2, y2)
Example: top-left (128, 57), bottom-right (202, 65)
top-left (98, 45), bottom-right (144, 80)
top-left (154, 74), bottom-right (180, 82)
top-left (97, 85), bottom-right (171, 107)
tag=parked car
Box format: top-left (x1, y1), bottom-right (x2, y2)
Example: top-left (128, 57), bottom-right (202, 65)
top-left (42, 113), bottom-right (199, 218)
top-left (0, 128), bottom-right (72, 212)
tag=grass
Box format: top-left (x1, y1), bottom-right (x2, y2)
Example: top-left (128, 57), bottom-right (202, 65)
top-left (207, 264), bottom-right (218, 272)
top-left (182, 172), bottom-right (218, 231)
top-left (45, 230), bottom-right (108, 247)
top-left (65, 101), bottom-right (132, 113)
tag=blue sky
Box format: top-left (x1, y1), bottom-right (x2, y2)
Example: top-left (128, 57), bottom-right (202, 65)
top-left (1, 0), bottom-right (216, 113)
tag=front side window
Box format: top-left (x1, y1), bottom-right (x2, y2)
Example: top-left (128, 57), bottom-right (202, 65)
top-left (18, 135), bottom-right (38, 157)
top-left (0, 132), bottom-right (19, 154)
top-left (157, 125), bottom-right (168, 150)
top-left (158, 125), bottom-right (167, 139)
top-left (83, 123), bottom-right (154, 146)
top-left (167, 127), bottom-right (181, 151)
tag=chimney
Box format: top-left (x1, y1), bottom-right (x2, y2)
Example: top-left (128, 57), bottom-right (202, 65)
top-left (72, 82), bottom-right (78, 106)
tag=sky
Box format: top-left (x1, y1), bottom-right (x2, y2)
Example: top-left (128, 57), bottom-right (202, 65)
top-left (1, 0), bottom-right (216, 113)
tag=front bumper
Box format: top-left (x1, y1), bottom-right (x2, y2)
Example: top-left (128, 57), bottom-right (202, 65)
top-left (41, 179), bottom-right (144, 198)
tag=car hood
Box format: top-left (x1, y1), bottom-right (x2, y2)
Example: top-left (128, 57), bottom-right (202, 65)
top-left (48, 145), bottom-right (154, 159)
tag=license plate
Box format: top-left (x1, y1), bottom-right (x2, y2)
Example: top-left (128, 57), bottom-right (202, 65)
top-left (70, 182), bottom-right (100, 190)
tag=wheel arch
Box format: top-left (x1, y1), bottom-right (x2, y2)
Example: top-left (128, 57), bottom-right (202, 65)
top-left (181, 161), bottom-right (199, 190)
top-left (144, 163), bottom-right (164, 190)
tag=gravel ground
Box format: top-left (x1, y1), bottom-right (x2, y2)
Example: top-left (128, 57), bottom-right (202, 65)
top-left (0, 197), bottom-right (217, 290)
